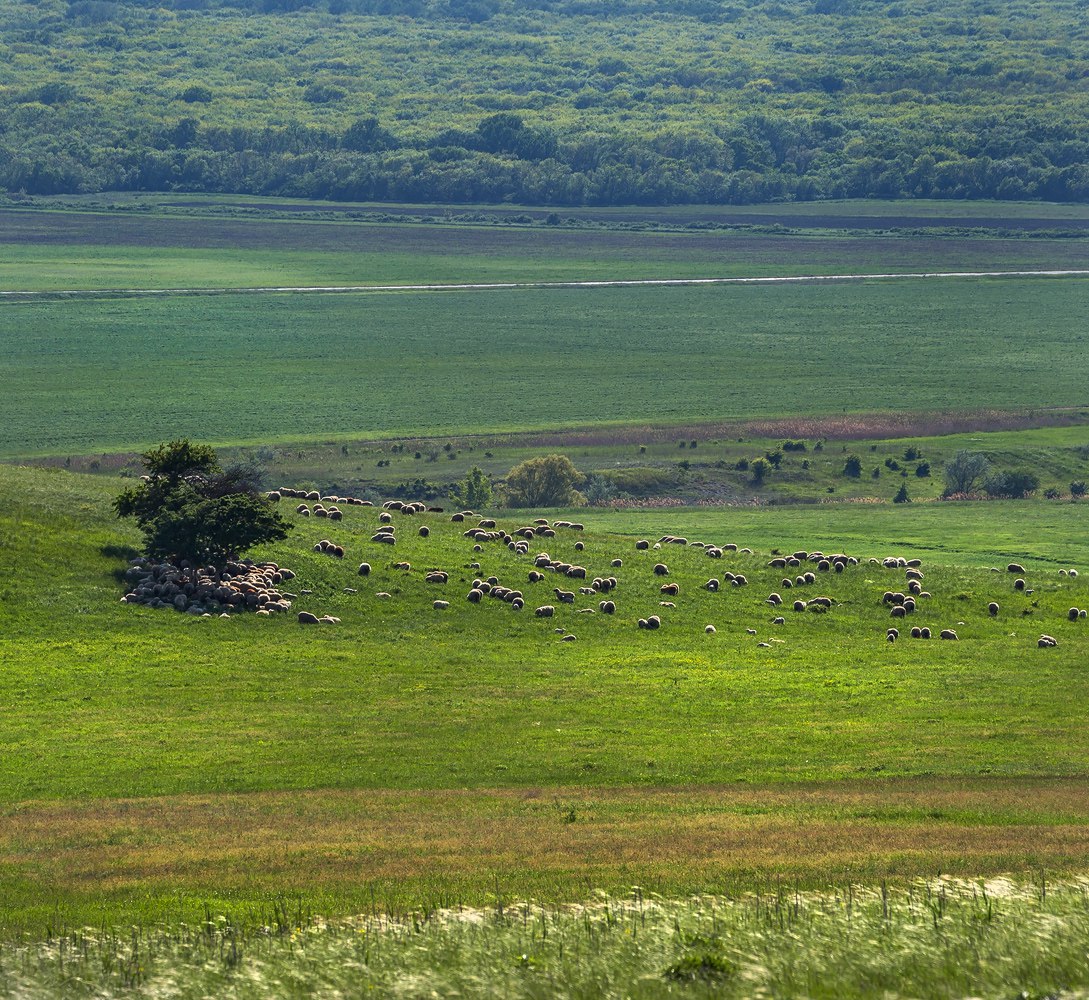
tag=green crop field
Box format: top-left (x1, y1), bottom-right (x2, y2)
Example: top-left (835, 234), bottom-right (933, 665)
top-left (4, 204), bottom-right (1089, 292)
top-left (3, 276), bottom-right (1089, 458)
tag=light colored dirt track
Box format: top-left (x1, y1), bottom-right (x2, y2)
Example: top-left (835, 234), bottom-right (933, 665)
top-left (2, 269), bottom-right (1089, 299)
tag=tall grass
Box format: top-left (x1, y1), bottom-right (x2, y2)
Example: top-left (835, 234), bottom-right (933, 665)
top-left (3, 878), bottom-right (1089, 998)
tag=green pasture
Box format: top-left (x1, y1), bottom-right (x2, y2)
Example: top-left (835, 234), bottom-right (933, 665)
top-left (2, 464), bottom-right (1089, 930)
top-left (3, 276), bottom-right (1088, 458)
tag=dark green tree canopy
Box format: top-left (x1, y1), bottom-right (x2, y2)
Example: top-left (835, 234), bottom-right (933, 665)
top-left (115, 440), bottom-right (289, 564)
top-left (504, 454), bottom-right (584, 507)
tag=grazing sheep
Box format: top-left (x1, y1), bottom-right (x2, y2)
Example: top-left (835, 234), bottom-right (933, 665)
top-left (535, 605), bottom-right (555, 617)
top-left (910, 626), bottom-right (922, 638)
top-left (451, 513), bottom-right (465, 522)
top-left (528, 571), bottom-right (544, 583)
top-left (653, 563), bottom-right (669, 576)
top-left (1039, 634), bottom-right (1058, 647)
top-left (298, 611), bottom-right (319, 624)
top-left (511, 598), bottom-right (524, 610)
top-left (704, 579), bottom-right (720, 592)
top-left (920, 627), bottom-right (932, 639)
top-left (611, 559), bottom-right (623, 568)
top-left (660, 582), bottom-right (680, 596)
top-left (467, 589), bottom-right (483, 603)
top-left (659, 601), bottom-right (675, 608)
top-left (1014, 578), bottom-right (1026, 591)
top-left (772, 616), bottom-right (785, 625)
top-left (768, 558), bottom-right (787, 569)
top-left (433, 600), bottom-right (449, 610)
top-left (646, 615), bottom-right (661, 630)
top-left (908, 581), bottom-right (922, 595)
top-left (905, 569), bottom-right (923, 581)
top-left (637, 618), bottom-right (648, 629)
top-left (554, 589), bottom-right (575, 604)
top-left (1069, 608), bottom-right (1081, 621)
top-left (887, 628), bottom-right (898, 642)
top-left (1071, 570), bottom-right (1079, 579)
top-left (793, 600), bottom-right (806, 612)
top-left (705, 625), bottom-right (716, 634)
top-left (332, 545), bottom-right (344, 559)
top-left (600, 600), bottom-right (616, 614)
top-left (767, 593), bottom-right (782, 606)
top-left (636, 540), bottom-right (650, 550)
top-left (393, 562), bottom-right (411, 571)
top-left (988, 602), bottom-right (1000, 616)
top-left (574, 541), bottom-right (584, 551)
top-left (890, 605), bottom-right (907, 619)
top-left (328, 510), bottom-right (343, 522)
top-left (418, 525), bottom-right (430, 537)
top-left (379, 512), bottom-right (392, 524)
top-left (939, 629), bottom-right (959, 640)
top-left (1008, 563), bottom-right (1026, 573)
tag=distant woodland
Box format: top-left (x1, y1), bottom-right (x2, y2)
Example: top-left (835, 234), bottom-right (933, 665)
top-left (2, 0), bottom-right (1088, 204)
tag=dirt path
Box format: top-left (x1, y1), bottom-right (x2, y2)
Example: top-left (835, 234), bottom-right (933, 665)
top-left (2, 268), bottom-right (1088, 300)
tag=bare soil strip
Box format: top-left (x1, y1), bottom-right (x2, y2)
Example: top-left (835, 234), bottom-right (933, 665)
top-left (2, 269), bottom-right (1089, 301)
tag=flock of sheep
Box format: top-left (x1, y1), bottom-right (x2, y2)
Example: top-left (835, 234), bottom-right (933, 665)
top-left (258, 491), bottom-right (1084, 650)
top-left (116, 488), bottom-right (1084, 653)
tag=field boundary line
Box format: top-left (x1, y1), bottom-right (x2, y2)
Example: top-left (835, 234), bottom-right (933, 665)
top-left (2, 269), bottom-right (1089, 300)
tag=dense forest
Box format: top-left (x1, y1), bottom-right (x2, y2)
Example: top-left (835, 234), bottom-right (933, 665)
top-left (2, 0), bottom-right (1088, 204)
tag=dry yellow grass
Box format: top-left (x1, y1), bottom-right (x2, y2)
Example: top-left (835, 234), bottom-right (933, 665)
top-left (3, 777), bottom-right (1089, 930)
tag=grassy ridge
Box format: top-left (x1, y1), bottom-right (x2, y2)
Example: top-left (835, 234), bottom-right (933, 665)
top-left (4, 276), bottom-right (1089, 457)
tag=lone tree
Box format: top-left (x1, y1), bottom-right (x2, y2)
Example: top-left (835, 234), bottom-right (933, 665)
top-left (843, 454), bottom-right (863, 478)
top-left (450, 465), bottom-right (494, 510)
top-left (115, 440), bottom-right (289, 564)
top-left (504, 454), bottom-right (584, 507)
top-left (943, 449), bottom-right (990, 496)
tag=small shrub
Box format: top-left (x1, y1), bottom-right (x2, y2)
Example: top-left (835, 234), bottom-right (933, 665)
top-left (735, 458), bottom-right (750, 471)
top-left (1045, 487), bottom-right (1062, 500)
top-left (915, 461), bottom-right (931, 477)
top-left (904, 446), bottom-right (921, 461)
top-left (843, 454), bottom-right (863, 478)
top-left (1072, 480), bottom-right (1087, 498)
top-left (894, 483), bottom-right (910, 503)
top-left (885, 458), bottom-right (900, 470)
top-left (783, 439), bottom-right (807, 452)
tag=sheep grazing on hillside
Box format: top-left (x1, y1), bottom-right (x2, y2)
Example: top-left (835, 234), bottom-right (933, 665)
top-left (379, 512), bottom-right (392, 524)
top-left (660, 582), bottom-right (680, 597)
top-left (704, 579), bottom-right (720, 592)
top-left (920, 627), bottom-right (932, 639)
top-left (653, 563), bottom-right (669, 576)
top-left (554, 589), bottom-right (575, 604)
top-left (433, 600), bottom-right (449, 610)
top-left (1069, 608), bottom-right (1081, 621)
top-left (887, 628), bottom-right (898, 642)
top-left (599, 600), bottom-right (616, 614)
top-left (1008, 563), bottom-right (1026, 574)
top-left (766, 593), bottom-right (782, 606)
top-left (1014, 578), bottom-right (1026, 591)
top-left (988, 602), bottom-right (1000, 616)
top-left (298, 611), bottom-right (319, 624)
top-left (1038, 634), bottom-right (1058, 647)
top-left (939, 629), bottom-right (959, 640)
top-left (535, 605), bottom-right (555, 617)
top-left (467, 589), bottom-right (483, 603)
top-left (418, 525), bottom-right (430, 537)
top-left (910, 626), bottom-right (922, 638)
top-left (611, 559), bottom-right (623, 568)
top-left (636, 540), bottom-right (650, 550)
top-left (793, 600), bottom-right (807, 612)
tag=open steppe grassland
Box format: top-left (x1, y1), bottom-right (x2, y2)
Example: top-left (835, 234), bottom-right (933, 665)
top-left (2, 464), bottom-right (1089, 936)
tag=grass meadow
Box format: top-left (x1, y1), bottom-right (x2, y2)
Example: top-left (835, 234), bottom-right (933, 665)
top-left (5, 879), bottom-right (1089, 999)
top-left (3, 276), bottom-right (1089, 457)
top-left (2, 464), bottom-right (1089, 936)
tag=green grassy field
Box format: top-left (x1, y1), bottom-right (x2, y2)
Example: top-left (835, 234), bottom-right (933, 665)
top-left (4, 276), bottom-right (1089, 458)
top-left (3, 205), bottom-right (1089, 291)
top-left (2, 464), bottom-right (1088, 934)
